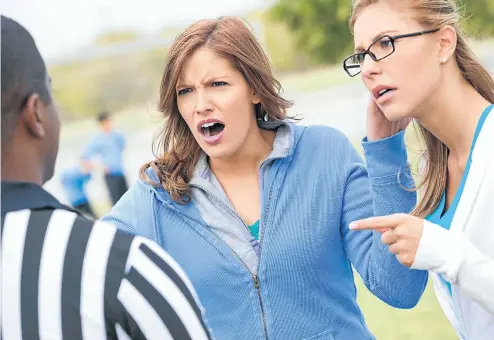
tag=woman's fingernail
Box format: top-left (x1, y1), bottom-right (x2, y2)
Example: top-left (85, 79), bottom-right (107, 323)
top-left (349, 222), bottom-right (357, 229)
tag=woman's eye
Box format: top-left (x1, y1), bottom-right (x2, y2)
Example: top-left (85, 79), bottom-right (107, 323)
top-left (212, 81), bottom-right (228, 87)
top-left (379, 38), bottom-right (393, 48)
top-left (178, 88), bottom-right (192, 96)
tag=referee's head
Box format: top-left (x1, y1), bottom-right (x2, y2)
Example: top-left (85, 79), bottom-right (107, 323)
top-left (1, 15), bottom-right (60, 185)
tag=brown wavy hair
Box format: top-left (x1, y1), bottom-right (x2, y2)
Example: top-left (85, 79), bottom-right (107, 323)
top-left (140, 16), bottom-right (294, 203)
top-left (350, 0), bottom-right (494, 218)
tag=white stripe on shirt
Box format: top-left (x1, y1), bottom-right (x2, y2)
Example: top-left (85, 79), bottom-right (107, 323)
top-left (139, 239), bottom-right (200, 299)
top-left (131, 246), bottom-right (210, 340)
top-left (81, 221), bottom-right (116, 339)
top-left (118, 278), bottom-right (174, 340)
top-left (1, 210), bottom-right (31, 340)
top-left (115, 323), bottom-right (132, 340)
top-left (1, 208), bottom-right (212, 340)
top-left (38, 210), bottom-right (77, 340)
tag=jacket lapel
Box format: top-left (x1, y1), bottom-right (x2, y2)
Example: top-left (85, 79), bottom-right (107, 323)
top-left (451, 110), bottom-right (494, 232)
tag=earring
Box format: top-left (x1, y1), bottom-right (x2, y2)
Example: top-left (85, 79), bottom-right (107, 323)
top-left (441, 57), bottom-right (447, 64)
top-left (263, 114), bottom-right (269, 122)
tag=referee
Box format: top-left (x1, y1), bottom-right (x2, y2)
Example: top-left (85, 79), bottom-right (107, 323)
top-left (1, 15), bottom-right (213, 340)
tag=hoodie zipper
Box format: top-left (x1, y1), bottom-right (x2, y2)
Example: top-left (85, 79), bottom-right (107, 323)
top-left (190, 183), bottom-right (270, 339)
top-left (187, 155), bottom-right (279, 339)
top-left (254, 158), bottom-right (277, 339)
top-left (253, 274), bottom-right (268, 339)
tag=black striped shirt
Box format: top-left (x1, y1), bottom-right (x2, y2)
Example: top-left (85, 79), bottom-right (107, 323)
top-left (1, 208), bottom-right (212, 340)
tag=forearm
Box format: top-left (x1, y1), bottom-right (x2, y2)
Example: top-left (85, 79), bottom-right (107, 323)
top-left (362, 130), bottom-right (416, 216)
top-left (347, 131), bottom-right (427, 307)
top-left (342, 174), bottom-right (427, 308)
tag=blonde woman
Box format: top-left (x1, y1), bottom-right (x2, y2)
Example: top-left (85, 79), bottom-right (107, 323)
top-left (345, 1), bottom-right (494, 339)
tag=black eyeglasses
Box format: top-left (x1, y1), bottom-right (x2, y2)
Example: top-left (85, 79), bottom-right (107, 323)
top-left (343, 28), bottom-right (440, 77)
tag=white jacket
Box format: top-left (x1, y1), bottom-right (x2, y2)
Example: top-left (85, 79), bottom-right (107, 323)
top-left (412, 106), bottom-right (494, 340)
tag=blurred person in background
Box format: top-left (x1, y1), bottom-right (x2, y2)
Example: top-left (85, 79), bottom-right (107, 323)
top-left (60, 163), bottom-right (96, 219)
top-left (103, 16), bottom-right (428, 340)
top-left (1, 15), bottom-right (213, 340)
top-left (81, 111), bottom-right (128, 206)
top-left (345, 0), bottom-right (494, 339)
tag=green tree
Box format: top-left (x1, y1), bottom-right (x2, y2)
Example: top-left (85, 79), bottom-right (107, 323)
top-left (459, 0), bottom-right (494, 37)
top-left (269, 0), bottom-right (494, 65)
top-left (269, 0), bottom-right (353, 64)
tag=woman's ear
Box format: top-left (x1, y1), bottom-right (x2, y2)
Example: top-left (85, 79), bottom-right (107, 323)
top-left (437, 25), bottom-right (457, 63)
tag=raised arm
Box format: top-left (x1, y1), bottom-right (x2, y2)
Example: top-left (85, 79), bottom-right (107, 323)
top-left (340, 131), bottom-right (428, 308)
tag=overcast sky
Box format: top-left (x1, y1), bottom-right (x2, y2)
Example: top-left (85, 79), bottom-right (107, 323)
top-left (2, 0), bottom-right (267, 59)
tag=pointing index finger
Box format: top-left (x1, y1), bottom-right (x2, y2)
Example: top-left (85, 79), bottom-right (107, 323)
top-left (349, 214), bottom-right (407, 230)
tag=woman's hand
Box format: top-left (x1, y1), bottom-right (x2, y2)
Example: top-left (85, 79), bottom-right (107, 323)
top-left (350, 213), bottom-right (424, 267)
top-left (366, 95), bottom-right (412, 141)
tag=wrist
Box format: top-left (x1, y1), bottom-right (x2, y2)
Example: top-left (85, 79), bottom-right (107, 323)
top-left (367, 129), bottom-right (398, 142)
top-left (362, 131), bottom-right (408, 178)
top-left (367, 133), bottom-right (384, 142)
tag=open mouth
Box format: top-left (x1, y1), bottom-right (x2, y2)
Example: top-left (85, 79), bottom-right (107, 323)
top-left (200, 121), bottom-right (225, 137)
top-left (197, 119), bottom-right (226, 145)
top-left (376, 87), bottom-right (397, 99)
top-left (377, 88), bottom-right (395, 98)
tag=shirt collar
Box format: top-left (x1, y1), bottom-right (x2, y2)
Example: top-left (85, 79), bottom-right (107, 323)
top-left (1, 181), bottom-right (75, 214)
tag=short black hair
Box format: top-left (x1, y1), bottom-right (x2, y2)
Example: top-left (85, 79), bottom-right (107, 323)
top-left (97, 111), bottom-right (110, 122)
top-left (1, 15), bottom-right (51, 140)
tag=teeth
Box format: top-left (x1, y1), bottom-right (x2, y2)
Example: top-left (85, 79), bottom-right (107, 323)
top-left (379, 89), bottom-right (388, 95)
top-left (202, 122), bottom-right (217, 128)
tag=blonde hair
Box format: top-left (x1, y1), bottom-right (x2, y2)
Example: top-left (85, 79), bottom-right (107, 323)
top-left (350, 0), bottom-right (494, 218)
top-left (140, 16), bottom-right (293, 203)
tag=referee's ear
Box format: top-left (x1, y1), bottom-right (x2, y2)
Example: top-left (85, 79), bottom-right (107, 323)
top-left (22, 93), bottom-right (47, 139)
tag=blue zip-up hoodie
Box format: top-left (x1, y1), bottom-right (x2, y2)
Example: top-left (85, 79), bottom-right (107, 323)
top-left (103, 122), bottom-right (428, 340)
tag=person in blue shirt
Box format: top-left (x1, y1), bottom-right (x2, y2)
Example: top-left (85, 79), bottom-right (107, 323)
top-left (345, 0), bottom-right (494, 338)
top-left (102, 17), bottom-right (428, 340)
top-left (81, 112), bottom-right (128, 205)
top-left (60, 164), bottom-right (95, 219)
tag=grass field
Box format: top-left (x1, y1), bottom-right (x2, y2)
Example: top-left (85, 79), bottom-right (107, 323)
top-left (355, 276), bottom-right (457, 339)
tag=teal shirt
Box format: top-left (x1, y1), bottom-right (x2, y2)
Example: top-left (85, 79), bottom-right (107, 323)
top-left (426, 104), bottom-right (492, 295)
top-left (248, 220), bottom-right (260, 240)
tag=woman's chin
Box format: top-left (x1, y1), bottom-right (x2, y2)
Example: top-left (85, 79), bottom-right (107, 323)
top-left (382, 105), bottom-right (412, 122)
top-left (200, 142), bottom-right (234, 160)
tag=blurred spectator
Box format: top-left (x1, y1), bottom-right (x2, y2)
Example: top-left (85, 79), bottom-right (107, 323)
top-left (81, 112), bottom-right (128, 205)
top-left (60, 163), bottom-right (95, 219)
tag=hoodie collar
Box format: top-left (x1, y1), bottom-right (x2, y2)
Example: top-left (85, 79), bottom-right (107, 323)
top-left (192, 120), bottom-right (294, 181)
top-left (142, 120), bottom-right (296, 203)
